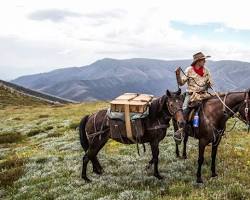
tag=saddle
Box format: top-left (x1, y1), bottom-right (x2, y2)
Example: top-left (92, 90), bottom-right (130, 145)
top-left (108, 93), bottom-right (154, 143)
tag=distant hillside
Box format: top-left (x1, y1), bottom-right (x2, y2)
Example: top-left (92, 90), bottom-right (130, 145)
top-left (11, 58), bottom-right (250, 101)
top-left (0, 80), bottom-right (77, 107)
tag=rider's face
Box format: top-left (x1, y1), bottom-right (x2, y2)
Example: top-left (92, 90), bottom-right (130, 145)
top-left (197, 59), bottom-right (205, 67)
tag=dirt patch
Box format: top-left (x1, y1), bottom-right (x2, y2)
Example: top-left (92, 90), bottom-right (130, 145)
top-left (0, 132), bottom-right (24, 144)
top-left (0, 156), bottom-right (26, 187)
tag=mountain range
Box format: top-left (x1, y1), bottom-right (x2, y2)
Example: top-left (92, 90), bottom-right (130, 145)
top-left (11, 58), bottom-right (250, 101)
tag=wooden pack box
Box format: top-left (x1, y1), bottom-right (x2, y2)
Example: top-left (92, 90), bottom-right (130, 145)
top-left (110, 93), bottom-right (154, 113)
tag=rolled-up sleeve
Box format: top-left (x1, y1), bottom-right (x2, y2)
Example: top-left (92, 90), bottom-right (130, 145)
top-left (177, 67), bottom-right (189, 86)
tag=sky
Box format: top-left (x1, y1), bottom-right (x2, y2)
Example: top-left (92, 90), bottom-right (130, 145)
top-left (1, 0), bottom-right (250, 80)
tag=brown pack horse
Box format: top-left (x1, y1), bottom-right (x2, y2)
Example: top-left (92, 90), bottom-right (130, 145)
top-left (173, 90), bottom-right (250, 183)
top-left (79, 89), bottom-right (186, 182)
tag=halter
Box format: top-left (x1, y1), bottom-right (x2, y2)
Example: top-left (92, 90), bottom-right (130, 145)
top-left (166, 99), bottom-right (183, 117)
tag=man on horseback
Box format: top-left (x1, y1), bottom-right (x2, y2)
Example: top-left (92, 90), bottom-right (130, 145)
top-left (174, 52), bottom-right (213, 140)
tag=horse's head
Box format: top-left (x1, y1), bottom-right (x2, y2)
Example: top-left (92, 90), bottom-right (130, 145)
top-left (238, 89), bottom-right (250, 130)
top-left (165, 88), bottom-right (186, 129)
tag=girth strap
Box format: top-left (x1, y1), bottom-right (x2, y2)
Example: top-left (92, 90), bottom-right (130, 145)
top-left (147, 119), bottom-right (169, 131)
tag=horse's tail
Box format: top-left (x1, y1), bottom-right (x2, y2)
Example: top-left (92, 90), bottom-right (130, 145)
top-left (79, 115), bottom-right (89, 152)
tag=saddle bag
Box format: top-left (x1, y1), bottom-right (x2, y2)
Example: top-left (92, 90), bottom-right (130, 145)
top-left (109, 118), bottom-right (144, 141)
top-left (109, 93), bottom-right (154, 142)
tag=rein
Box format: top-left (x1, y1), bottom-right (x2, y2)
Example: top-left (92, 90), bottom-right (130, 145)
top-left (211, 88), bottom-right (249, 125)
top-left (202, 90), bottom-right (250, 145)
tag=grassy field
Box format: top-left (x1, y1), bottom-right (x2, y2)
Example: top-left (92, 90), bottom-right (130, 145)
top-left (0, 103), bottom-right (249, 200)
top-left (0, 86), bottom-right (50, 108)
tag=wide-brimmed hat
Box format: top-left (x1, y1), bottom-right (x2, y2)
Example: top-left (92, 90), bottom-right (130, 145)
top-left (191, 52), bottom-right (211, 66)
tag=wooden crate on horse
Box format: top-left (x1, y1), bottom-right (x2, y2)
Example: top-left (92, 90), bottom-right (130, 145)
top-left (110, 93), bottom-right (154, 113)
top-left (109, 93), bottom-right (154, 143)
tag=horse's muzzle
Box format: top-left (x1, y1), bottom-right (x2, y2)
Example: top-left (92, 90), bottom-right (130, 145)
top-left (177, 121), bottom-right (186, 129)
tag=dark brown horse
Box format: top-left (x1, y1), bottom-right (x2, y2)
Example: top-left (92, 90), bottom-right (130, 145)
top-left (79, 89), bottom-right (186, 182)
top-left (173, 90), bottom-right (250, 183)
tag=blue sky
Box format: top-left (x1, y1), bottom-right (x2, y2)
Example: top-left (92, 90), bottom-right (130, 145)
top-left (170, 21), bottom-right (250, 46)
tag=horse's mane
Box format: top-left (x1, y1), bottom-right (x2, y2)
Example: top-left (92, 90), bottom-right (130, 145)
top-left (149, 95), bottom-right (167, 119)
top-left (203, 91), bottom-right (246, 103)
top-left (204, 91), bottom-right (245, 101)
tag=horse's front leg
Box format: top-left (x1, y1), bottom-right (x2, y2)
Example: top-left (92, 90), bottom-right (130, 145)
top-left (150, 141), bottom-right (163, 179)
top-left (211, 139), bottom-right (221, 177)
top-left (197, 140), bottom-right (206, 183)
top-left (211, 145), bottom-right (218, 177)
top-left (182, 130), bottom-right (189, 159)
top-left (173, 120), bottom-right (180, 158)
top-left (175, 143), bottom-right (180, 158)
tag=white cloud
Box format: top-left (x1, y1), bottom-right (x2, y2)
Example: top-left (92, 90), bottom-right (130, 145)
top-left (0, 0), bottom-right (250, 80)
top-left (28, 9), bottom-right (82, 22)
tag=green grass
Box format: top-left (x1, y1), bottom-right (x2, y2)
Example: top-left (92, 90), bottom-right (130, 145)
top-left (0, 86), bottom-right (49, 108)
top-left (0, 102), bottom-right (249, 200)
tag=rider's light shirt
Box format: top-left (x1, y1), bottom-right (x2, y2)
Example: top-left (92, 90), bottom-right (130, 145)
top-left (178, 66), bottom-right (213, 93)
top-left (177, 66), bottom-right (213, 101)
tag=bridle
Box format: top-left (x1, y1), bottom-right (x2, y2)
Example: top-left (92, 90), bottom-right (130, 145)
top-left (166, 99), bottom-right (183, 118)
top-left (222, 90), bottom-right (250, 130)
top-left (241, 90), bottom-right (250, 132)
top-left (244, 90), bottom-right (249, 124)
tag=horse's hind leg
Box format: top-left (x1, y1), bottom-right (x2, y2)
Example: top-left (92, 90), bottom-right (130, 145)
top-left (92, 157), bottom-right (103, 174)
top-left (82, 148), bottom-right (100, 182)
top-left (92, 138), bottom-right (108, 175)
top-left (146, 158), bottom-right (154, 170)
top-left (82, 134), bottom-right (109, 182)
top-left (82, 153), bottom-right (91, 182)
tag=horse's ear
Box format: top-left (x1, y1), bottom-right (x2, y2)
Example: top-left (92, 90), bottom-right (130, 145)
top-left (177, 88), bottom-right (181, 95)
top-left (166, 90), bottom-right (171, 97)
top-left (159, 95), bottom-right (167, 112)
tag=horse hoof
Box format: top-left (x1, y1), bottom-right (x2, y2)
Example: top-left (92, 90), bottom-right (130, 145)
top-left (145, 164), bottom-right (152, 170)
top-left (182, 155), bottom-right (187, 159)
top-left (93, 168), bottom-right (103, 175)
top-left (211, 173), bottom-right (218, 178)
top-left (196, 177), bottom-right (203, 184)
top-left (154, 174), bottom-right (164, 180)
top-left (82, 176), bottom-right (92, 183)
top-left (84, 178), bottom-right (92, 183)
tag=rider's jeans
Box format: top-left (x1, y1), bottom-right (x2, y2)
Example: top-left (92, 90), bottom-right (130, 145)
top-left (183, 92), bottom-right (190, 110)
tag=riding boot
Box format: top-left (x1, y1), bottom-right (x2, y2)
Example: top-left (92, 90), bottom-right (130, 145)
top-left (183, 107), bottom-right (190, 120)
top-left (173, 107), bottom-right (189, 144)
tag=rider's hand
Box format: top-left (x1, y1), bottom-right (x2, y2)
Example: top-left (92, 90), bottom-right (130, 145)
top-left (175, 67), bottom-right (181, 75)
top-left (207, 82), bottom-right (212, 88)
